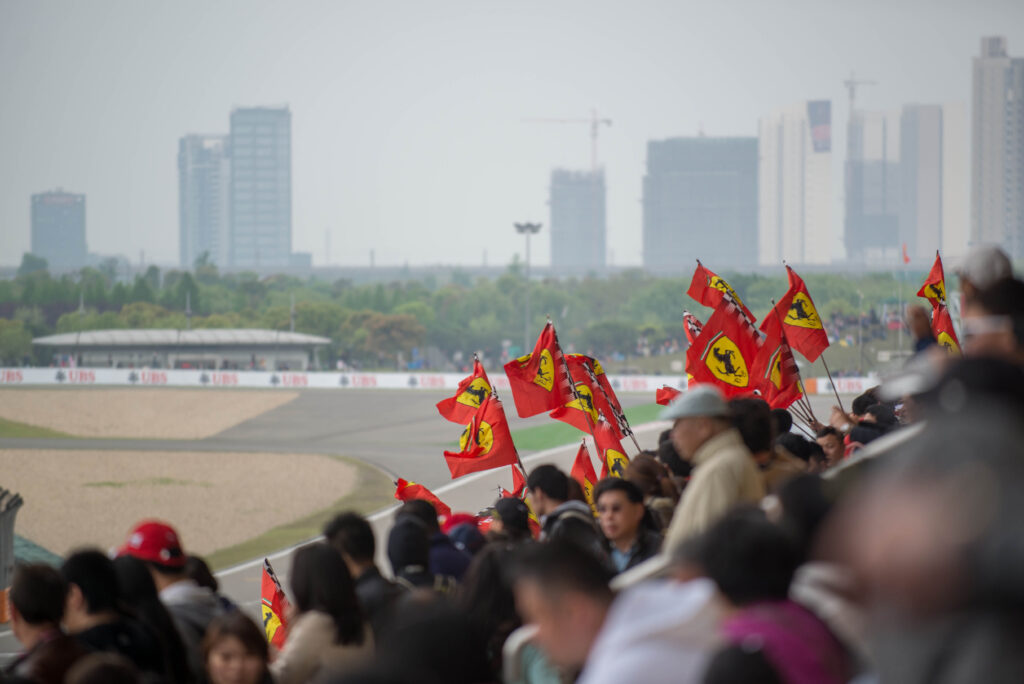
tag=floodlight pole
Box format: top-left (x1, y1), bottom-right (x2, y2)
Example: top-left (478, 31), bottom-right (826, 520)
top-left (514, 222), bottom-right (543, 352)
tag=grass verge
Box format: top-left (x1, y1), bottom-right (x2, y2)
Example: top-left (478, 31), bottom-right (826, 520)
top-left (0, 417), bottom-right (74, 439)
top-left (205, 455), bottom-right (394, 570)
top-left (510, 403), bottom-right (665, 452)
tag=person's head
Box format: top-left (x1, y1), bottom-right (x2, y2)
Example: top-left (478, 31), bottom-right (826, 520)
top-left (593, 478), bottom-right (646, 550)
top-left (202, 611), bottom-right (270, 684)
top-left (958, 243), bottom-right (1013, 304)
top-left (323, 511), bottom-right (377, 576)
top-left (815, 427), bottom-right (843, 467)
top-left (625, 453), bottom-right (679, 501)
top-left (656, 436), bottom-right (692, 478)
top-left (661, 385), bottom-right (733, 460)
top-left (907, 305), bottom-right (933, 342)
top-left (9, 563), bottom-right (66, 645)
top-left (851, 390), bottom-right (879, 419)
top-left (116, 520), bottom-right (187, 588)
top-left (454, 543), bottom-right (521, 662)
top-left (770, 409), bottom-right (793, 438)
top-left (512, 542), bottom-right (614, 669)
top-left (387, 516), bottom-right (431, 576)
top-left (565, 476), bottom-right (587, 503)
top-left (61, 549), bottom-right (122, 632)
top-left (184, 555), bottom-right (219, 593)
top-left (703, 642), bottom-right (783, 684)
top-left (700, 507), bottom-right (800, 607)
top-left (776, 432), bottom-right (811, 463)
top-left (729, 398), bottom-right (774, 463)
top-left (491, 497), bottom-right (532, 541)
top-left (776, 475), bottom-right (833, 563)
top-left (526, 465), bottom-right (570, 517)
top-left (289, 543), bottom-right (364, 645)
top-left (65, 653), bottom-right (141, 684)
top-left (805, 442), bottom-right (828, 474)
top-left (396, 500), bottom-right (441, 534)
top-left (864, 403), bottom-right (897, 429)
top-left (962, 277), bottom-right (1024, 362)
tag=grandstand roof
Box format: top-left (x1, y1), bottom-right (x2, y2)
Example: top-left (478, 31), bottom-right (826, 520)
top-left (33, 329), bottom-right (332, 348)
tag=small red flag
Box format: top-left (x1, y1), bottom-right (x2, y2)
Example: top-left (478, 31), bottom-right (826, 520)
top-left (760, 266), bottom-right (830, 362)
top-left (395, 478), bottom-right (452, 519)
top-left (511, 465), bottom-right (527, 498)
top-left (687, 260), bottom-right (755, 322)
top-left (443, 395), bottom-right (520, 479)
top-left (687, 299), bottom-right (764, 398)
top-left (570, 441), bottom-right (599, 505)
top-left (593, 418), bottom-right (630, 479)
top-left (752, 327), bottom-right (803, 409)
top-left (917, 251), bottom-right (947, 309)
top-left (932, 304), bottom-right (961, 355)
top-left (436, 359), bottom-right (492, 424)
top-left (655, 386), bottom-right (682, 406)
top-left (261, 559), bottom-right (290, 650)
top-left (683, 310), bottom-right (704, 346)
top-left (503, 322), bottom-right (574, 418)
top-left (902, 243), bottom-right (911, 265)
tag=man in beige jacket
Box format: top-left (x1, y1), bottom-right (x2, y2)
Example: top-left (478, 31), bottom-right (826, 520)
top-left (662, 385), bottom-right (765, 552)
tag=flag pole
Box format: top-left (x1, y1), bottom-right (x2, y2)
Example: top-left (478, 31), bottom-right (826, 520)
top-left (819, 355), bottom-right (846, 416)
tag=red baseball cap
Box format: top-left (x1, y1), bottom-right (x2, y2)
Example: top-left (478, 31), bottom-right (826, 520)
top-left (117, 520), bottom-right (186, 567)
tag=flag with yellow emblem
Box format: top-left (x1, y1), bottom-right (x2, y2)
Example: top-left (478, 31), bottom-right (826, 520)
top-left (760, 266), bottom-right (830, 362)
top-left (687, 260), bottom-right (755, 322)
top-left (504, 322), bottom-right (574, 418)
top-left (917, 251), bottom-right (947, 309)
top-left (261, 559), bottom-right (290, 649)
top-left (570, 440), bottom-right (599, 506)
top-left (394, 478), bottom-right (452, 518)
top-left (436, 358), bottom-right (492, 424)
top-left (687, 299), bottom-right (764, 398)
top-left (752, 326), bottom-right (803, 409)
top-left (593, 418), bottom-right (630, 479)
top-left (550, 354), bottom-right (628, 438)
top-left (443, 394), bottom-right (520, 479)
top-left (932, 303), bottom-right (961, 355)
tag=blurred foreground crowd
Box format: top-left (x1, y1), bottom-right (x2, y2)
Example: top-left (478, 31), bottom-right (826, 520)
top-left (3, 268), bottom-right (1023, 684)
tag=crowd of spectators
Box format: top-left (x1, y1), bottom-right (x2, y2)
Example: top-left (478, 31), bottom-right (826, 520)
top-left (2, 259), bottom-right (1022, 684)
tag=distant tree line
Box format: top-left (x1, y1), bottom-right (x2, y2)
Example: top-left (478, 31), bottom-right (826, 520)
top-left (0, 252), bottom-right (917, 368)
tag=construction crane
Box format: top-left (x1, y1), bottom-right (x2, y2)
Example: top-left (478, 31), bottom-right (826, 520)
top-left (842, 71), bottom-right (877, 115)
top-left (523, 108), bottom-right (612, 171)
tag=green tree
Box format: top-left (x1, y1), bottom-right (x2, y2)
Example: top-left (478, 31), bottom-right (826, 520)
top-left (17, 253), bottom-right (48, 277)
top-left (0, 319), bottom-right (32, 364)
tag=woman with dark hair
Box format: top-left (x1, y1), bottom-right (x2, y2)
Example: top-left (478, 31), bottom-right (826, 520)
top-left (270, 543), bottom-right (372, 684)
top-left (202, 612), bottom-right (272, 684)
top-left (624, 453), bottom-right (680, 531)
top-left (454, 543), bottom-right (520, 679)
top-left (112, 556), bottom-right (191, 684)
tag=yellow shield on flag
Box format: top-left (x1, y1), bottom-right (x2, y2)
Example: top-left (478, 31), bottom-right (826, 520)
top-left (566, 383), bottom-right (599, 423)
top-left (591, 358), bottom-right (605, 376)
top-left (262, 603), bottom-right (283, 643)
top-left (460, 420), bottom-right (494, 454)
top-left (937, 331), bottom-right (960, 355)
top-left (711, 277), bottom-right (746, 309)
top-left (456, 377), bottom-right (491, 408)
top-left (532, 349), bottom-right (554, 391)
top-left (606, 450), bottom-right (629, 478)
top-left (705, 335), bottom-right (749, 387)
top-left (769, 351), bottom-right (784, 390)
top-left (785, 292), bottom-right (823, 329)
top-left (926, 281), bottom-right (946, 305)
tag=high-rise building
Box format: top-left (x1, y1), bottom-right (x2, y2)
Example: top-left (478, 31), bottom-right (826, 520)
top-left (642, 137), bottom-right (758, 273)
top-left (549, 169), bottom-right (605, 273)
top-left (229, 106), bottom-right (292, 268)
top-left (178, 134), bottom-right (231, 268)
top-left (758, 101), bottom-right (833, 265)
top-left (899, 103), bottom-right (970, 263)
top-left (971, 36), bottom-right (1024, 259)
top-left (30, 189), bottom-right (87, 271)
top-left (844, 109), bottom-right (901, 265)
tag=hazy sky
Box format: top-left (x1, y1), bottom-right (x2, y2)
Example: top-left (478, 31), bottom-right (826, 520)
top-left (2, 0), bottom-right (1023, 269)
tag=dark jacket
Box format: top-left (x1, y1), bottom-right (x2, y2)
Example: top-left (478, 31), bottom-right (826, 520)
top-left (428, 532), bottom-right (471, 582)
top-left (75, 618), bottom-right (166, 679)
top-left (4, 630), bottom-right (88, 684)
top-left (355, 566), bottom-right (406, 637)
top-left (606, 527), bottom-right (663, 574)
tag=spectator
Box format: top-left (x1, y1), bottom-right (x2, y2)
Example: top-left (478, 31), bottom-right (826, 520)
top-left (113, 555), bottom-right (192, 684)
top-left (805, 443), bottom-right (828, 474)
top-left (117, 520), bottom-right (222, 682)
top-left (4, 563), bottom-right (87, 684)
top-left (270, 543), bottom-right (372, 684)
top-left (770, 409), bottom-right (793, 438)
top-left (593, 478), bottom-right (661, 574)
top-left (387, 517), bottom-right (453, 594)
top-left (703, 643), bottom-right (782, 684)
top-left (323, 511), bottom-right (406, 638)
top-left (184, 555), bottom-right (237, 613)
top-left (956, 243), bottom-right (1013, 306)
top-left (454, 543), bottom-right (522, 679)
top-left (488, 497), bottom-right (533, 543)
top-left (814, 428), bottom-right (844, 469)
top-left (65, 653), bottom-right (141, 684)
top-left (396, 499), bottom-right (471, 582)
top-left (512, 542), bottom-right (614, 677)
top-left (962, 277), bottom-right (1024, 363)
top-left (202, 612), bottom-right (272, 684)
top-left (624, 453), bottom-right (680, 531)
top-left (730, 398), bottom-right (804, 493)
top-left (661, 386), bottom-right (765, 550)
top-left (656, 429), bottom-right (692, 481)
top-left (907, 305), bottom-right (937, 354)
top-left (526, 464), bottom-right (605, 560)
top-left (60, 549), bottom-right (165, 679)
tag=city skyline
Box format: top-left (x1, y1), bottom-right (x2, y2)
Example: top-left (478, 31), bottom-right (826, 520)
top-left (2, 2), bottom-right (1023, 270)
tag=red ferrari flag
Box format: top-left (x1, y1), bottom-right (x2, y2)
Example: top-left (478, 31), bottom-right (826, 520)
top-left (570, 441), bottom-right (599, 505)
top-left (593, 418), bottom-right (630, 479)
top-left (394, 478), bottom-right (452, 519)
top-left (655, 386), bottom-right (682, 406)
top-left (261, 559), bottom-right (290, 649)
top-left (511, 465), bottom-right (527, 498)
top-left (687, 299), bottom-right (764, 398)
top-left (550, 355), bottom-right (628, 438)
top-left (932, 304), bottom-right (961, 355)
top-left (752, 328), bottom-right (803, 410)
top-left (683, 310), bottom-right (704, 346)
top-left (760, 266), bottom-right (830, 362)
top-left (917, 251), bottom-right (947, 309)
top-left (504, 322), bottom-right (573, 418)
top-left (436, 359), bottom-right (492, 424)
top-left (687, 260), bottom-right (755, 322)
top-left (443, 395), bottom-right (520, 479)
